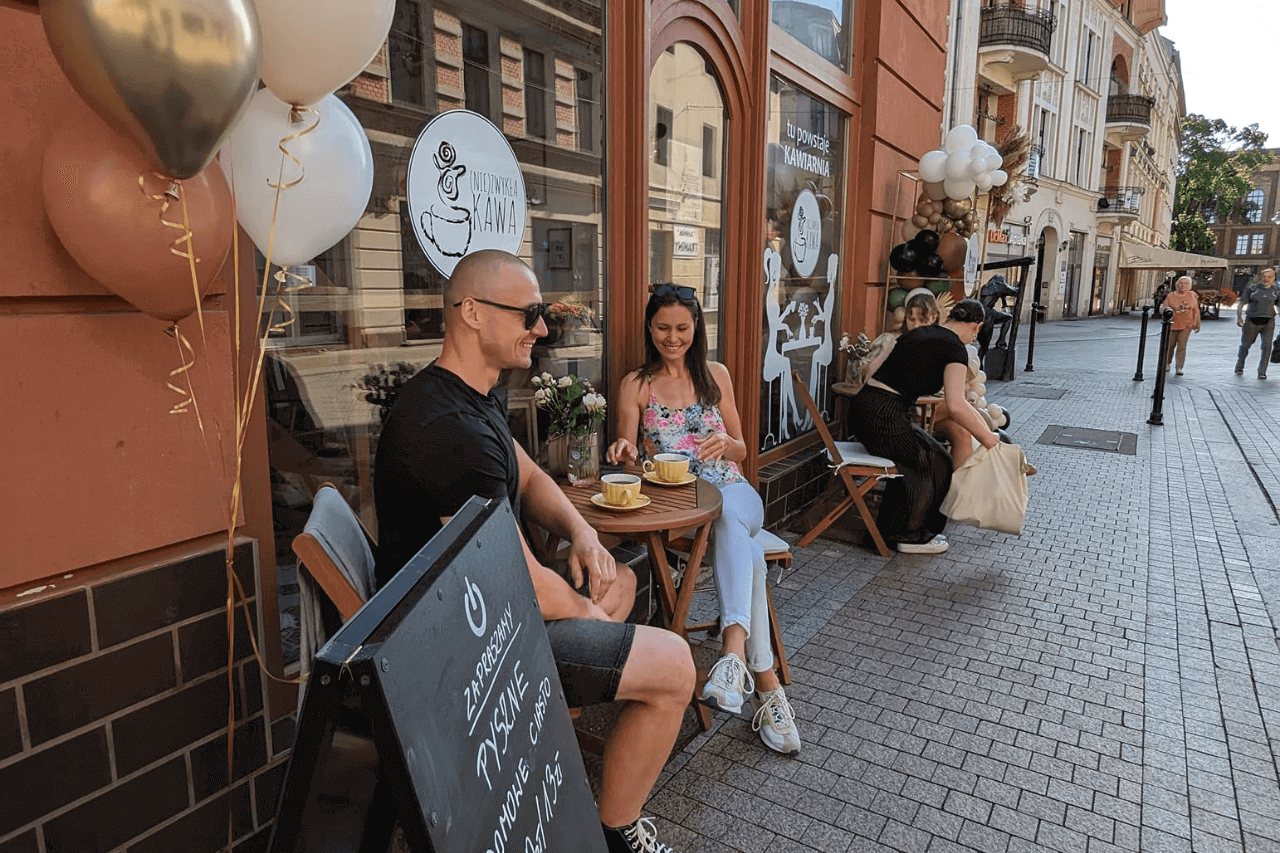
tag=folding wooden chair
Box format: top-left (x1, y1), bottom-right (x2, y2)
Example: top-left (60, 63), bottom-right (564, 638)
top-left (791, 371), bottom-right (898, 557)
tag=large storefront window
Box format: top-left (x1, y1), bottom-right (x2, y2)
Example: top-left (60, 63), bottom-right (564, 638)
top-left (760, 75), bottom-right (846, 451)
top-left (772, 0), bottom-right (853, 73)
top-left (649, 43), bottom-right (728, 358)
top-left (262, 0), bottom-right (605, 665)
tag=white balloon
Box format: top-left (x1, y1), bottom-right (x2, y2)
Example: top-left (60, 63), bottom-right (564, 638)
top-left (945, 125), bottom-right (978, 153)
top-left (258, 0), bottom-right (395, 106)
top-left (976, 173), bottom-right (995, 193)
top-left (976, 396), bottom-right (987, 409)
top-left (943, 176), bottom-right (976, 200)
top-left (990, 169), bottom-right (1009, 187)
top-left (969, 143), bottom-right (989, 163)
top-left (972, 383), bottom-right (987, 397)
top-left (223, 89), bottom-right (374, 267)
top-left (985, 152), bottom-right (1005, 172)
top-left (919, 149), bottom-right (949, 183)
top-left (945, 153), bottom-right (972, 180)
top-left (976, 370), bottom-right (987, 384)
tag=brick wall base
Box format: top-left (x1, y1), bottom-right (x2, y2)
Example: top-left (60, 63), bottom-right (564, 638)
top-left (0, 541), bottom-right (287, 853)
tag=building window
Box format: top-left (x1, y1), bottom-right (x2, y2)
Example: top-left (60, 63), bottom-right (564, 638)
top-left (1073, 128), bottom-right (1090, 187)
top-left (654, 105), bottom-right (673, 166)
top-left (1243, 188), bottom-right (1265, 224)
top-left (1080, 30), bottom-right (1099, 92)
top-left (389, 0), bottom-right (425, 107)
top-left (462, 23), bottom-right (491, 118)
top-left (701, 124), bottom-right (717, 177)
top-left (523, 48), bottom-right (546, 139)
top-left (1035, 106), bottom-right (1057, 180)
top-left (576, 69), bottom-right (594, 151)
top-left (1201, 201), bottom-right (1217, 224)
top-left (1234, 232), bottom-right (1266, 255)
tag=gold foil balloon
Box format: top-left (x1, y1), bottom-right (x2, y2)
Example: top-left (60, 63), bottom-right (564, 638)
top-left (40, 0), bottom-right (262, 180)
top-left (943, 197), bottom-right (973, 218)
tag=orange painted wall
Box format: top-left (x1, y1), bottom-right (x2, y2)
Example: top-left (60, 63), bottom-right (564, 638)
top-left (1, 4), bottom-right (239, 590)
top-left (849, 0), bottom-right (948, 332)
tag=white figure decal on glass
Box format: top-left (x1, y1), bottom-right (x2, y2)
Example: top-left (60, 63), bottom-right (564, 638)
top-left (805, 253), bottom-right (838, 425)
top-left (762, 247), bottom-right (797, 447)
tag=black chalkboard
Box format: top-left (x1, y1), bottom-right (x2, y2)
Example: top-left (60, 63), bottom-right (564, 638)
top-left (269, 496), bottom-right (606, 853)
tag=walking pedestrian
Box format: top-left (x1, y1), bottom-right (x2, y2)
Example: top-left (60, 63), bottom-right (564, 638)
top-left (1164, 275), bottom-right (1200, 375)
top-left (1234, 267), bottom-right (1278, 379)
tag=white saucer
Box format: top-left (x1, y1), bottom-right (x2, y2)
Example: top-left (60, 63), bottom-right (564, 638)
top-left (642, 471), bottom-right (697, 487)
top-left (591, 493), bottom-right (652, 511)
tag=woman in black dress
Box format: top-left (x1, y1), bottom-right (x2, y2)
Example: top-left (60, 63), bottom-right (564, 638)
top-left (848, 298), bottom-right (999, 554)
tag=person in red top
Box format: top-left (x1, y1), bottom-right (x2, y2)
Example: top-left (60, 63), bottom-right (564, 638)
top-left (1164, 275), bottom-right (1201, 375)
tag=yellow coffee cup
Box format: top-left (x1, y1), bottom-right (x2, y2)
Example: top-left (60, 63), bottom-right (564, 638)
top-left (601, 473), bottom-right (643, 506)
top-left (643, 453), bottom-right (690, 483)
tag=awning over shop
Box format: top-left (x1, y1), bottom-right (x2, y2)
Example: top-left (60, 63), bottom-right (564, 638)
top-left (1117, 241), bottom-right (1227, 270)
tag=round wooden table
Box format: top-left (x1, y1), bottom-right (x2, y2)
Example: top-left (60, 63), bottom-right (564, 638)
top-left (553, 476), bottom-right (723, 729)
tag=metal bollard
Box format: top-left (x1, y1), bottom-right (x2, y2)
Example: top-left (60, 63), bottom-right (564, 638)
top-left (1024, 303), bottom-right (1047, 372)
top-left (1133, 304), bottom-right (1152, 381)
top-left (1147, 307), bottom-right (1174, 425)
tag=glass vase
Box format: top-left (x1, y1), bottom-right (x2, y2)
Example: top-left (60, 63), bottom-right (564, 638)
top-left (567, 432), bottom-right (600, 487)
top-left (546, 433), bottom-right (569, 476)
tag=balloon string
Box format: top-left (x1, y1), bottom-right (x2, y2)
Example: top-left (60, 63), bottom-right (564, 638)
top-left (267, 106), bottom-right (320, 191)
top-left (264, 267), bottom-right (314, 337)
top-left (178, 187), bottom-right (208, 345)
top-left (164, 322), bottom-right (205, 438)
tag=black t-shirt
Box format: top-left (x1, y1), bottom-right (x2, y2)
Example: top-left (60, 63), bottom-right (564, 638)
top-left (872, 325), bottom-right (968, 402)
top-left (373, 363), bottom-right (520, 587)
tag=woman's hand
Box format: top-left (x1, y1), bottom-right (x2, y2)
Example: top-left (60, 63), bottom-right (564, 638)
top-left (696, 430), bottom-right (731, 461)
top-left (606, 437), bottom-right (639, 465)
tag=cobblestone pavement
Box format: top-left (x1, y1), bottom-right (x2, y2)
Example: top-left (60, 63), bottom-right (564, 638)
top-left (650, 314), bottom-right (1280, 853)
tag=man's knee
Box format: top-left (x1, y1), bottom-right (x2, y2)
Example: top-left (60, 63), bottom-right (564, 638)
top-left (620, 626), bottom-right (695, 702)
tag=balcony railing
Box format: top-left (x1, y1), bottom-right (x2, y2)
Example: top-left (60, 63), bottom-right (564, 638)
top-left (1025, 144), bottom-right (1044, 182)
top-left (1097, 186), bottom-right (1143, 215)
top-left (1106, 94), bottom-right (1155, 125)
top-left (978, 4), bottom-right (1056, 55)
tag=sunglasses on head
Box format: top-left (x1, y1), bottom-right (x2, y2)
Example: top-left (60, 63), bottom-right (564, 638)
top-left (650, 283), bottom-right (698, 302)
top-left (454, 297), bottom-right (550, 330)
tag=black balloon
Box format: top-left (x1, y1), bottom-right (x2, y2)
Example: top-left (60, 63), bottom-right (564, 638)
top-left (888, 242), bottom-right (918, 273)
top-left (914, 253), bottom-right (946, 277)
top-left (910, 229), bottom-right (940, 252)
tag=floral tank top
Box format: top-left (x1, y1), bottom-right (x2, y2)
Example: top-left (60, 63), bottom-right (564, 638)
top-left (641, 389), bottom-right (745, 486)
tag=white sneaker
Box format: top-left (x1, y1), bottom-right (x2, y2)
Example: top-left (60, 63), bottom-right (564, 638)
top-left (700, 653), bottom-right (753, 714)
top-left (897, 535), bottom-right (949, 554)
top-left (753, 687), bottom-right (801, 755)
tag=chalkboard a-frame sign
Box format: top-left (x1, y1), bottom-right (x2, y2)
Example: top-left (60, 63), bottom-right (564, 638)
top-left (268, 497), bottom-right (607, 853)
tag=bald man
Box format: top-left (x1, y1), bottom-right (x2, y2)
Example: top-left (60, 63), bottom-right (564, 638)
top-left (374, 250), bottom-right (694, 853)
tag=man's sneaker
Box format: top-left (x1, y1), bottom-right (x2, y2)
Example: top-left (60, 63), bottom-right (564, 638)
top-left (1235, 368), bottom-right (1245, 375)
top-left (603, 816), bottom-right (682, 853)
top-left (700, 652), bottom-right (753, 714)
top-left (753, 687), bottom-right (801, 755)
top-left (897, 535), bottom-right (949, 554)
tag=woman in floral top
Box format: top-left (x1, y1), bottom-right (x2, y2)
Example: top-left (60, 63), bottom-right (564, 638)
top-left (607, 284), bottom-right (801, 756)
top-left (1163, 276), bottom-right (1200, 376)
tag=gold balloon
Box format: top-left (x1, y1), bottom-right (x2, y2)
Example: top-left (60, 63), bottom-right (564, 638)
top-left (41, 0), bottom-right (263, 180)
top-left (943, 197), bottom-right (973, 218)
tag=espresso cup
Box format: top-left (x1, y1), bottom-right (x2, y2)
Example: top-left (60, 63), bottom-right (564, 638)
top-left (643, 452), bottom-right (690, 483)
top-left (601, 473), bottom-right (642, 506)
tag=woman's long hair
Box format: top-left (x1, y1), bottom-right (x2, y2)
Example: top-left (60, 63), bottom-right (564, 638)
top-left (638, 285), bottom-right (721, 406)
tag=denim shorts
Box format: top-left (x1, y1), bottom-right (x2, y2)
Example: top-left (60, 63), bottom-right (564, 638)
top-left (542, 560), bottom-right (636, 706)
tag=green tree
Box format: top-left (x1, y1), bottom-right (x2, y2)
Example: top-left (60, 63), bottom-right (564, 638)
top-left (1172, 115), bottom-right (1271, 255)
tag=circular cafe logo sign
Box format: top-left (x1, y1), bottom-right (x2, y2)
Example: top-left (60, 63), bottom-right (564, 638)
top-left (789, 189), bottom-right (822, 278)
top-left (406, 110), bottom-right (527, 277)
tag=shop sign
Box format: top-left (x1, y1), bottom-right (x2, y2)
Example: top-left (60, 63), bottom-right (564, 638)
top-left (673, 225), bottom-right (700, 257)
top-left (790, 189), bottom-right (823, 278)
top-left (988, 229), bottom-right (1009, 244)
top-left (406, 110), bottom-right (527, 277)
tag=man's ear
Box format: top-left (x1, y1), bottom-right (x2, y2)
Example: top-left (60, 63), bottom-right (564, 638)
top-left (452, 297), bottom-right (485, 332)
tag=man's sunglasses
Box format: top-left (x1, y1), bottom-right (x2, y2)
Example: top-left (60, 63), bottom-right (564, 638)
top-left (650, 283), bottom-right (698, 302)
top-left (454, 297), bottom-right (550, 330)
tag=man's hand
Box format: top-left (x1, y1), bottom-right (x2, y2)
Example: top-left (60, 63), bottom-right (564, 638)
top-left (568, 529), bottom-right (616, 604)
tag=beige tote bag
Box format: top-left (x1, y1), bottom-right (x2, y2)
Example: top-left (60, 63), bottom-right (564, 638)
top-left (940, 441), bottom-right (1030, 535)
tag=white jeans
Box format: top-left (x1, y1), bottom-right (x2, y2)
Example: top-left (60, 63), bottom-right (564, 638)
top-left (711, 482), bottom-right (773, 674)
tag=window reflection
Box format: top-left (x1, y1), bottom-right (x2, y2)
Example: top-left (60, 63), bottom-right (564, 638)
top-left (649, 43), bottom-right (727, 358)
top-left (760, 75), bottom-right (847, 451)
top-left (262, 0), bottom-right (606, 667)
top-left (772, 0), bottom-right (852, 72)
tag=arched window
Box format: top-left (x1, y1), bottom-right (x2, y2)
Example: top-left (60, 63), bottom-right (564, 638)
top-left (1243, 188), bottom-right (1265, 224)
